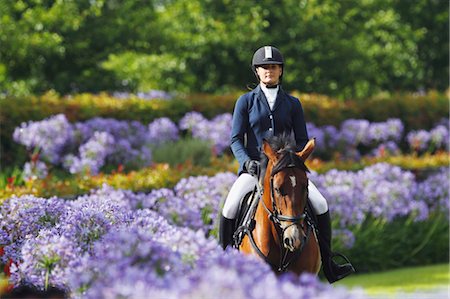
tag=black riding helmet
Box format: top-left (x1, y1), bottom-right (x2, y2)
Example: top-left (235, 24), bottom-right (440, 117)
top-left (251, 46), bottom-right (284, 81)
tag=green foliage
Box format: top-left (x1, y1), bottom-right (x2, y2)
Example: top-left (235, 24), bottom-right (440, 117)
top-left (336, 213), bottom-right (449, 273)
top-left (151, 138), bottom-right (213, 167)
top-left (101, 52), bottom-right (194, 92)
top-left (0, 0), bottom-right (447, 97)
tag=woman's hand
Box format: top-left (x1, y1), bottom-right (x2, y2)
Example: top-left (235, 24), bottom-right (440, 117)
top-left (244, 160), bottom-right (261, 177)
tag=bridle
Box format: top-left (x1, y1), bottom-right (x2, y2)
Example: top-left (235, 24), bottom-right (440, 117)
top-left (262, 163), bottom-right (307, 229)
top-left (235, 158), bottom-right (313, 272)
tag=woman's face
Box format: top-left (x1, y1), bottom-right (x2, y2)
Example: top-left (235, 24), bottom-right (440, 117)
top-left (256, 64), bottom-right (282, 86)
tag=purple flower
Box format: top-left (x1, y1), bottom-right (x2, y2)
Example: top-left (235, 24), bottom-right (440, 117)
top-left (148, 117), bottom-right (179, 145)
top-left (180, 112), bottom-right (232, 155)
top-left (0, 195), bottom-right (66, 264)
top-left (62, 131), bottom-right (115, 174)
top-left (366, 119), bottom-right (404, 145)
top-left (306, 123), bottom-right (326, 153)
top-left (370, 141), bottom-right (401, 157)
top-left (430, 125), bottom-right (449, 150)
top-left (340, 119), bottom-right (370, 146)
top-left (415, 168), bottom-right (449, 214)
top-left (22, 160), bottom-right (48, 181)
top-left (407, 130), bottom-right (431, 152)
top-left (112, 90), bottom-right (173, 100)
top-left (179, 112), bottom-right (207, 132)
top-left (10, 229), bottom-right (82, 290)
top-left (13, 114), bottom-right (73, 164)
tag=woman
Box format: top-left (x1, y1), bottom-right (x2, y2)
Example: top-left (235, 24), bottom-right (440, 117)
top-left (219, 46), bottom-right (354, 283)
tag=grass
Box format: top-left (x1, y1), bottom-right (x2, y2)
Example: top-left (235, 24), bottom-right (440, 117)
top-left (335, 263), bottom-right (450, 295)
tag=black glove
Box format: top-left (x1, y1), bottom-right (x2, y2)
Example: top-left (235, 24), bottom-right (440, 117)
top-left (244, 160), bottom-right (261, 177)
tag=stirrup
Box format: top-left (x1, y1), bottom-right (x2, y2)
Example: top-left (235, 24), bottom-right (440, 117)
top-left (330, 252), bottom-right (355, 280)
top-left (331, 252), bottom-right (353, 267)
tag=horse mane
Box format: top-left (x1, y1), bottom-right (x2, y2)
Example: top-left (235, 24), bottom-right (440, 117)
top-left (261, 134), bottom-right (309, 177)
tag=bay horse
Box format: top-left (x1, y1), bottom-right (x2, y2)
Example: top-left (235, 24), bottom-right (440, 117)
top-left (238, 137), bottom-right (321, 275)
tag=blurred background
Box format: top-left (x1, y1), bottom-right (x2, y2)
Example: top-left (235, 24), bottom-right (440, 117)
top-left (0, 1), bottom-right (449, 298)
top-left (0, 0), bottom-right (448, 98)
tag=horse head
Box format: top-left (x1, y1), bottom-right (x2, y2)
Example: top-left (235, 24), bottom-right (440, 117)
top-left (262, 136), bottom-right (315, 252)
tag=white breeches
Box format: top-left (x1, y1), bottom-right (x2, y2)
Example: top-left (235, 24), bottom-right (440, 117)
top-left (221, 174), bottom-right (328, 219)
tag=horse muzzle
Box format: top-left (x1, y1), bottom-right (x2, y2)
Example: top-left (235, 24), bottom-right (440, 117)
top-left (282, 224), bottom-right (302, 252)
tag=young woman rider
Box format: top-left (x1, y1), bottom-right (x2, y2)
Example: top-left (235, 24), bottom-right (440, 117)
top-left (219, 45), bottom-right (354, 283)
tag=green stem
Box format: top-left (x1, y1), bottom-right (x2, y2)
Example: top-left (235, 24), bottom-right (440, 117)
top-left (401, 213), bottom-right (442, 263)
top-left (44, 268), bottom-right (49, 291)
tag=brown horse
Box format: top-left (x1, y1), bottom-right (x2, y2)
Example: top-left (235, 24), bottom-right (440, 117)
top-left (239, 137), bottom-right (321, 275)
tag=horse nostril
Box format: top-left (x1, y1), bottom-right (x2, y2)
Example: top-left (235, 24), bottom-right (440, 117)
top-left (284, 237), bottom-right (291, 247)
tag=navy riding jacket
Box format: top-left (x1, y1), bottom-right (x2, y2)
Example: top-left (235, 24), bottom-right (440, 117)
top-left (230, 85), bottom-right (309, 174)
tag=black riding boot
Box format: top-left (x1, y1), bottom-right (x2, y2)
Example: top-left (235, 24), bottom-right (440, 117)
top-left (317, 211), bottom-right (355, 283)
top-left (219, 215), bottom-right (235, 250)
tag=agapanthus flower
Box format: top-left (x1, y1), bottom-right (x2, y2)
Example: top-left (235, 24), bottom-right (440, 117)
top-left (13, 114), bottom-right (74, 164)
top-left (10, 229), bottom-right (82, 290)
top-left (62, 131), bottom-right (115, 174)
top-left (429, 125), bottom-right (449, 150)
top-left (148, 117), bottom-right (180, 145)
top-left (407, 130), bottom-right (431, 152)
top-left (179, 112), bottom-right (207, 132)
top-left (340, 119), bottom-right (370, 146)
top-left (22, 160), bottom-right (48, 181)
top-left (0, 195), bottom-right (66, 264)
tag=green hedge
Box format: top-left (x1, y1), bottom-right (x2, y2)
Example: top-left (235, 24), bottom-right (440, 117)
top-left (1, 90), bottom-right (448, 166)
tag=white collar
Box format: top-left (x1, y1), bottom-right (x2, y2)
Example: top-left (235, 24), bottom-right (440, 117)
top-left (260, 84), bottom-right (279, 97)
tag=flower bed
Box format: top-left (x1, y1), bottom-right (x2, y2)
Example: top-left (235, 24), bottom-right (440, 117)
top-left (11, 113), bottom-right (449, 179)
top-left (3, 89), bottom-right (448, 166)
top-left (0, 164), bottom-right (448, 296)
top-left (0, 184), bottom-right (365, 298)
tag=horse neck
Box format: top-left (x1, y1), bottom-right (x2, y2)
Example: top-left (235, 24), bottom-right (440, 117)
top-left (255, 167), bottom-right (280, 245)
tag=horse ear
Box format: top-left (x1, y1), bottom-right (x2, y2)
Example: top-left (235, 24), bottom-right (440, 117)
top-left (296, 138), bottom-right (315, 161)
top-left (262, 139), bottom-right (277, 161)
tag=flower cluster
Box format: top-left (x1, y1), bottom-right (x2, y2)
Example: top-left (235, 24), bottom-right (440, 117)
top-left (129, 172), bottom-right (237, 232)
top-left (1, 164), bottom-right (447, 297)
top-left (307, 118), bottom-right (405, 159)
top-left (13, 112), bottom-right (235, 176)
top-left (148, 117), bottom-right (180, 145)
top-left (13, 114), bottom-right (74, 164)
top-left (407, 124), bottom-right (449, 153)
top-left (112, 90), bottom-right (173, 100)
top-left (1, 184), bottom-right (367, 298)
top-left (22, 161), bottom-right (48, 181)
top-left (13, 114), bottom-right (449, 177)
top-left (0, 195), bottom-right (67, 264)
top-left (310, 163), bottom-right (434, 227)
top-left (73, 117), bottom-right (152, 170)
top-left (179, 112), bottom-right (233, 154)
top-left (63, 131), bottom-right (115, 174)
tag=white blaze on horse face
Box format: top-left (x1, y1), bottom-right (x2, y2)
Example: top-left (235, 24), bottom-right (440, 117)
top-left (289, 176), bottom-right (296, 188)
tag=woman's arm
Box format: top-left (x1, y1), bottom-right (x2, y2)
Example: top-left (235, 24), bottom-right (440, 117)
top-left (292, 97), bottom-right (309, 151)
top-left (230, 95), bottom-right (251, 167)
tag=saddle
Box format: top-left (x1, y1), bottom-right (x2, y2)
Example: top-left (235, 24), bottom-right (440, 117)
top-left (232, 187), bottom-right (260, 248)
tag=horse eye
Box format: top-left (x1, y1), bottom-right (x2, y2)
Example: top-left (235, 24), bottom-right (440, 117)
top-left (276, 187), bottom-right (287, 196)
